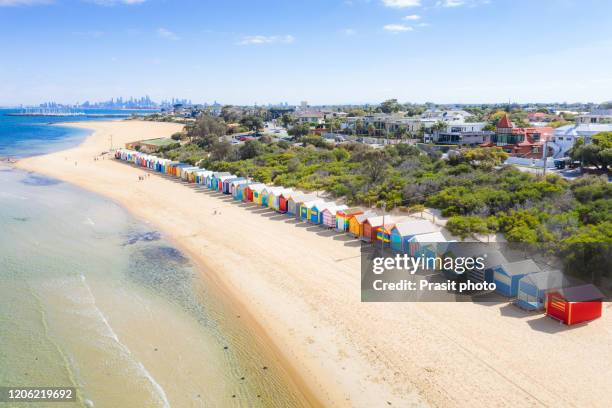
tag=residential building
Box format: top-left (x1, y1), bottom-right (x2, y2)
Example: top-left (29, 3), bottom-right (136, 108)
top-left (431, 122), bottom-right (493, 146)
top-left (483, 114), bottom-right (554, 158)
top-left (420, 109), bottom-right (473, 123)
top-left (295, 111), bottom-right (324, 125)
top-left (549, 123), bottom-right (612, 158)
top-left (575, 109), bottom-right (612, 124)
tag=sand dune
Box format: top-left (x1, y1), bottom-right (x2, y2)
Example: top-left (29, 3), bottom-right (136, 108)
top-left (18, 120), bottom-right (612, 408)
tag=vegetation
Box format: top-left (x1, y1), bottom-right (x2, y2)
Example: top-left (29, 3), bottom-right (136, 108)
top-left (570, 132), bottom-right (612, 171)
top-left (157, 105), bottom-right (611, 282)
top-left (163, 135), bottom-right (610, 241)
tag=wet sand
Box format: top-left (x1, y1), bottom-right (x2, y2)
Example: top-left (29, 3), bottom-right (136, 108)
top-left (18, 120), bottom-right (612, 408)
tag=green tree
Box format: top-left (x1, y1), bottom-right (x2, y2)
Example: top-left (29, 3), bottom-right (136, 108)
top-left (288, 123), bottom-right (310, 139)
top-left (220, 105), bottom-right (240, 123)
top-left (239, 140), bottom-right (264, 160)
top-left (367, 123), bottom-right (376, 137)
top-left (240, 115), bottom-right (264, 133)
top-left (188, 115), bottom-right (227, 147)
top-left (281, 113), bottom-right (294, 128)
top-left (379, 99), bottom-right (402, 114)
top-left (446, 216), bottom-right (490, 239)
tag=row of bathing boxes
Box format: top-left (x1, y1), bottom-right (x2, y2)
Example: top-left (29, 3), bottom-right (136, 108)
top-left (115, 148), bottom-right (604, 326)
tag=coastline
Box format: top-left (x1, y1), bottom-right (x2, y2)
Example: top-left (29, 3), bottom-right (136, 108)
top-left (17, 120), bottom-right (612, 408)
top-left (15, 120), bottom-right (331, 407)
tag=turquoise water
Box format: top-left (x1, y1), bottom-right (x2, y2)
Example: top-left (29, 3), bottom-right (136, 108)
top-left (0, 109), bottom-right (148, 158)
top-left (0, 117), bottom-right (310, 407)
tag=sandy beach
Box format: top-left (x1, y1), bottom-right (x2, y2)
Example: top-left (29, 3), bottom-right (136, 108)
top-left (17, 120), bottom-right (612, 408)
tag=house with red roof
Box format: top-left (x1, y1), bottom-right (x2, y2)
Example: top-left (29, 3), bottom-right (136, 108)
top-left (482, 114), bottom-right (554, 159)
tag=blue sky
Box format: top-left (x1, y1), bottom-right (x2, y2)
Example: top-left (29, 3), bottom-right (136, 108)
top-left (1, 0), bottom-right (611, 105)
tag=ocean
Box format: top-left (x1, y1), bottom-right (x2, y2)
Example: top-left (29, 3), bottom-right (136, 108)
top-left (0, 110), bottom-right (310, 407)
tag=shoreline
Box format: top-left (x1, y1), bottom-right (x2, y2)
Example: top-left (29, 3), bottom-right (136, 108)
top-left (15, 120), bottom-right (329, 407)
top-left (17, 120), bottom-right (612, 408)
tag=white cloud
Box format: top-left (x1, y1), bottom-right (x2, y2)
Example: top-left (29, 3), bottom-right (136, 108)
top-left (87, 0), bottom-right (146, 5)
top-left (157, 28), bottom-right (179, 40)
top-left (238, 35), bottom-right (295, 45)
top-left (437, 0), bottom-right (464, 6)
top-left (436, 0), bottom-right (490, 7)
top-left (383, 24), bottom-right (414, 32)
top-left (0, 0), bottom-right (52, 6)
top-left (381, 0), bottom-right (421, 8)
top-left (341, 28), bottom-right (357, 36)
top-left (403, 14), bottom-right (420, 20)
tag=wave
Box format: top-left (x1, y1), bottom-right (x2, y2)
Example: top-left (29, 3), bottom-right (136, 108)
top-left (79, 275), bottom-right (171, 408)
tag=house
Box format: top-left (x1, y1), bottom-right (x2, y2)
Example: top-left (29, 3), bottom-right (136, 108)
top-left (209, 172), bottom-right (231, 190)
top-left (442, 243), bottom-right (507, 282)
top-left (549, 123), bottom-right (612, 158)
top-left (295, 111), bottom-right (324, 125)
top-left (269, 188), bottom-right (294, 211)
top-left (287, 194), bottom-right (315, 217)
top-left (233, 181), bottom-right (251, 201)
top-left (169, 163), bottom-right (188, 177)
top-left (421, 109), bottom-right (474, 123)
top-left (348, 212), bottom-right (375, 238)
top-left (336, 208), bottom-right (363, 232)
top-left (278, 190), bottom-right (295, 213)
top-left (390, 220), bottom-right (439, 253)
top-left (483, 114), bottom-right (554, 159)
top-left (468, 250), bottom-right (507, 283)
top-left (230, 178), bottom-right (248, 197)
top-left (300, 200), bottom-right (324, 221)
top-left (362, 215), bottom-right (394, 243)
top-left (375, 224), bottom-right (395, 247)
top-left (407, 231), bottom-right (448, 258)
top-left (431, 122), bottom-right (493, 146)
top-left (242, 182), bottom-right (263, 202)
top-left (221, 176), bottom-right (241, 194)
top-left (575, 109), bottom-right (612, 124)
top-left (308, 201), bottom-right (330, 224)
top-left (184, 167), bottom-right (203, 183)
top-left (249, 184), bottom-right (268, 204)
top-left (261, 187), bottom-right (285, 207)
top-left (125, 137), bottom-right (179, 153)
top-left (321, 205), bottom-right (348, 228)
top-left (493, 259), bottom-right (541, 297)
top-left (196, 170), bottom-right (212, 185)
top-left (180, 166), bottom-right (200, 181)
top-left (546, 284), bottom-right (604, 325)
top-left (516, 270), bottom-right (570, 311)
top-left (527, 112), bottom-right (549, 122)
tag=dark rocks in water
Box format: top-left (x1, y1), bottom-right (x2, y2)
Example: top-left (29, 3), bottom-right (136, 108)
top-left (123, 231), bottom-right (162, 246)
top-left (20, 175), bottom-right (61, 186)
top-left (12, 217), bottom-right (28, 222)
top-left (147, 246), bottom-right (189, 264)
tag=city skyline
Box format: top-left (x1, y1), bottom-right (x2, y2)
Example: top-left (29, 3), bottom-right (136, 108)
top-left (1, 0), bottom-right (612, 105)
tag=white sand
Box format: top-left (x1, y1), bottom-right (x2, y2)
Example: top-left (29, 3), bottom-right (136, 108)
top-left (18, 120), bottom-right (612, 408)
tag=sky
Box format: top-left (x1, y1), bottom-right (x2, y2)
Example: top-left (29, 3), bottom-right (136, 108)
top-left (1, 0), bottom-right (612, 105)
